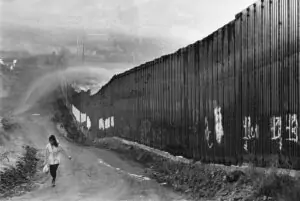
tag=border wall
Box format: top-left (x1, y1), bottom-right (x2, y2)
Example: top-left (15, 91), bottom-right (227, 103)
top-left (69, 0), bottom-right (300, 169)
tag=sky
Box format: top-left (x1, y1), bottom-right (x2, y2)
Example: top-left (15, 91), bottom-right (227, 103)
top-left (0, 0), bottom-right (256, 65)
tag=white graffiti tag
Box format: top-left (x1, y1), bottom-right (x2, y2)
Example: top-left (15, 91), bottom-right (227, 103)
top-left (242, 116), bottom-right (259, 152)
top-left (286, 114), bottom-right (298, 143)
top-left (205, 117), bottom-right (213, 148)
top-left (214, 106), bottom-right (224, 144)
top-left (99, 116), bottom-right (115, 130)
top-left (270, 116), bottom-right (282, 151)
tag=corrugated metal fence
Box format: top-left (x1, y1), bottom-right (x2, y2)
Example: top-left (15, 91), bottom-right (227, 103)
top-left (70, 0), bottom-right (300, 169)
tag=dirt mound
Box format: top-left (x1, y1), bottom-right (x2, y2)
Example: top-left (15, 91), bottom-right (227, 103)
top-left (94, 137), bottom-right (300, 201)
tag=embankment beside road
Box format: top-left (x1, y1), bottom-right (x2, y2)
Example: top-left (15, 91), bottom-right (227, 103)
top-left (0, 116), bottom-right (46, 200)
top-left (91, 137), bottom-right (300, 201)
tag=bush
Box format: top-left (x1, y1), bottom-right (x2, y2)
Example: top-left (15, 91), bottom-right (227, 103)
top-left (1, 116), bottom-right (20, 131)
top-left (0, 146), bottom-right (39, 198)
top-left (51, 98), bottom-right (84, 142)
top-left (254, 171), bottom-right (300, 201)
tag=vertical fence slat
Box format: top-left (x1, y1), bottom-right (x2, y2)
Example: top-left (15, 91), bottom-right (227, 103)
top-left (179, 50), bottom-right (184, 150)
top-left (199, 41), bottom-right (205, 161)
top-left (241, 10), bottom-right (248, 163)
top-left (227, 21), bottom-right (235, 164)
top-left (203, 39), bottom-right (209, 161)
top-left (222, 25), bottom-right (228, 163)
top-left (255, 0), bottom-right (262, 164)
top-left (234, 13), bottom-right (244, 163)
top-left (217, 28), bottom-right (224, 162)
top-left (194, 41), bottom-right (200, 160)
top-left (208, 34), bottom-right (214, 162)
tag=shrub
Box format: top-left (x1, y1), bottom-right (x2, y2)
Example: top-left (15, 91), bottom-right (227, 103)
top-left (0, 146), bottom-right (39, 198)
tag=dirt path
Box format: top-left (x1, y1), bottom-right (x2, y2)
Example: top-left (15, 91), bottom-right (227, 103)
top-left (8, 114), bottom-right (186, 201)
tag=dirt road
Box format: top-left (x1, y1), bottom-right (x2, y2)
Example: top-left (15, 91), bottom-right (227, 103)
top-left (5, 112), bottom-right (186, 201)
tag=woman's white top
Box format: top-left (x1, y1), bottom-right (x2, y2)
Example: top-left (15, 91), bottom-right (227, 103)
top-left (46, 143), bottom-right (61, 165)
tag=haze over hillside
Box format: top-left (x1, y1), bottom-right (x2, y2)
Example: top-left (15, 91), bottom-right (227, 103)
top-left (0, 23), bottom-right (180, 66)
top-left (0, 0), bottom-right (255, 70)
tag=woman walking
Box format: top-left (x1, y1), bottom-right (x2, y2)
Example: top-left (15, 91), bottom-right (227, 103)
top-left (44, 135), bottom-right (72, 187)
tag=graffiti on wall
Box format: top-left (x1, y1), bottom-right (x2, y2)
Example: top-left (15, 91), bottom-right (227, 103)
top-left (286, 114), bottom-right (298, 143)
top-left (270, 114), bottom-right (300, 151)
top-left (271, 116), bottom-right (283, 151)
top-left (80, 113), bottom-right (86, 123)
top-left (243, 116), bottom-right (259, 152)
top-left (72, 105), bottom-right (80, 122)
top-left (86, 116), bottom-right (91, 129)
top-left (71, 105), bottom-right (91, 129)
top-left (205, 117), bottom-right (213, 148)
top-left (204, 102), bottom-right (224, 149)
top-left (99, 117), bottom-right (114, 130)
top-left (214, 105), bottom-right (224, 144)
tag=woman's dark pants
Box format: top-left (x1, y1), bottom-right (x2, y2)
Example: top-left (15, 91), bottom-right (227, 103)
top-left (49, 164), bottom-right (59, 182)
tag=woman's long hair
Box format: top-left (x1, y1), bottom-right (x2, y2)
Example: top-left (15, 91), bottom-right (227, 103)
top-left (49, 135), bottom-right (59, 147)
